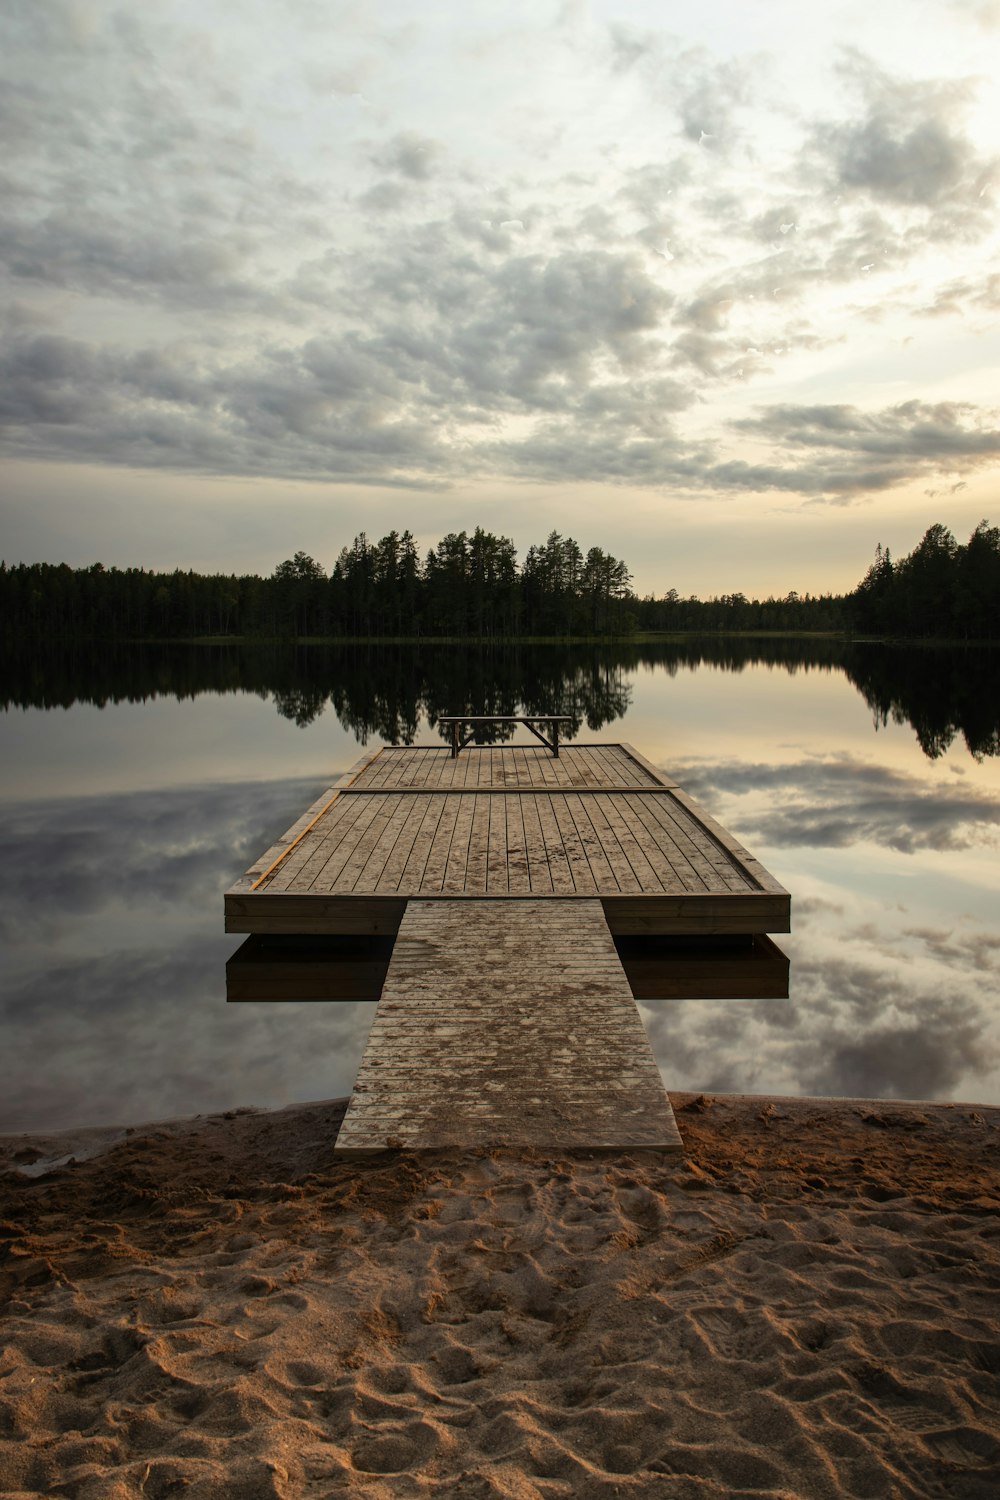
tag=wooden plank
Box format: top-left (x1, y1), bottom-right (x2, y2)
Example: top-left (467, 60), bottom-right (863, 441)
top-left (393, 792), bottom-right (450, 893)
top-left (603, 893), bottom-right (790, 935)
top-left (264, 793), bottom-right (375, 893)
top-left (617, 743), bottom-right (678, 787)
top-left (667, 787), bottom-right (789, 897)
top-left (335, 785), bottom-right (710, 796)
top-left (584, 744), bottom-right (624, 785)
top-left (348, 794), bottom-right (432, 894)
top-left (326, 795), bottom-right (417, 893)
top-left (547, 793), bottom-right (598, 893)
top-left (419, 794), bottom-right (463, 892)
top-left (505, 793), bottom-right (532, 894)
top-left (560, 790), bottom-right (621, 892)
top-left (584, 791), bottom-right (662, 893)
top-left (226, 744), bottom-right (791, 932)
top-left (354, 747), bottom-right (396, 789)
top-left (276, 792), bottom-right (394, 892)
top-left (532, 793), bottom-right (576, 895)
top-left (487, 793), bottom-right (510, 893)
top-left (517, 791), bottom-right (552, 894)
top-left (637, 793), bottom-right (761, 893)
top-left (462, 792), bottom-right (492, 891)
top-left (224, 745), bottom-right (384, 897)
top-left (225, 895), bottom-right (406, 935)
top-left (394, 751), bottom-right (429, 789)
top-left (437, 750), bottom-right (461, 787)
top-left (282, 795), bottom-right (385, 893)
top-left (441, 792), bottom-right (477, 893)
top-left (619, 792), bottom-right (714, 893)
top-left (334, 899), bottom-right (682, 1154)
top-left (531, 745), bottom-right (562, 787)
top-left (629, 792), bottom-right (748, 891)
top-left (574, 745), bottom-right (614, 787)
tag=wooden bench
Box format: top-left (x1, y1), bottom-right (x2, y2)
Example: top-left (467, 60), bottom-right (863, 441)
top-left (436, 714), bottom-right (575, 758)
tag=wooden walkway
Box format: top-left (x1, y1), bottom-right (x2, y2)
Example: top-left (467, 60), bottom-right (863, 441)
top-left (226, 740), bottom-right (790, 1152)
top-left (225, 745), bottom-right (789, 936)
top-left (333, 899), bottom-right (683, 1154)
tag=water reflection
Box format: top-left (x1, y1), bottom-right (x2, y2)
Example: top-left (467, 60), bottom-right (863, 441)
top-left (227, 936), bottom-right (395, 1002)
top-left (2, 643), bottom-right (999, 1131)
top-left (672, 755), bottom-right (1000, 854)
top-left (3, 638), bottom-right (998, 760)
top-left (225, 934), bottom-right (790, 1004)
top-left (0, 780), bottom-right (380, 1133)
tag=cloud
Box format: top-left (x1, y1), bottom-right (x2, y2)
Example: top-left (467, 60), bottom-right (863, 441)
top-left (4, 313), bottom-right (997, 496)
top-left (917, 270), bottom-right (1000, 319)
top-left (0, 243), bottom-right (689, 483)
top-left (0, 775), bottom-right (379, 1130)
top-left (0, 777), bottom-right (326, 942)
top-left (641, 911), bottom-right (1000, 1103)
top-left (0, 945), bottom-right (376, 1132)
top-left (902, 924), bottom-right (1000, 973)
top-left (606, 24), bottom-right (756, 153)
top-left (371, 130), bottom-right (445, 181)
top-left (810, 50), bottom-right (996, 220)
top-left (1, 7), bottom-right (998, 503)
top-left (953, 0), bottom-right (1000, 28)
top-left (723, 400), bottom-right (1000, 501)
top-left (669, 755), bottom-right (1000, 854)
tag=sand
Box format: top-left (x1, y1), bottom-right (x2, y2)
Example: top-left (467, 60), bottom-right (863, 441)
top-left (1, 1094), bottom-right (998, 1499)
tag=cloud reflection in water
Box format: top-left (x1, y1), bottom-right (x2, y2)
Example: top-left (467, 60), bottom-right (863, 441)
top-left (0, 779), bottom-right (378, 1133)
top-left (2, 742), bottom-right (999, 1132)
top-left (642, 754), bottom-right (1000, 1106)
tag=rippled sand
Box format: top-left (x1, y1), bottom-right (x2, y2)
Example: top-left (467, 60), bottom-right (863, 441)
top-left (1, 1094), bottom-right (998, 1498)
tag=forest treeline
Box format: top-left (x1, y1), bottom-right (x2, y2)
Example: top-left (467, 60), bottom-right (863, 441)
top-left (2, 520), bottom-right (997, 641)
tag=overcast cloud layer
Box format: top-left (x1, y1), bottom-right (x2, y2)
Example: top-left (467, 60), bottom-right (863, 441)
top-left (1, 1), bottom-right (999, 583)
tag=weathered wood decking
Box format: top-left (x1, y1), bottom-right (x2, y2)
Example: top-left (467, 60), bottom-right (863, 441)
top-left (225, 744), bottom-right (789, 936)
top-left (226, 741), bottom-right (790, 1152)
top-left (333, 899), bottom-right (683, 1154)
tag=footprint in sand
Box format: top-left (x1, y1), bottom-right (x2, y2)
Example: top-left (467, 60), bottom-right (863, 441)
top-left (923, 1424), bottom-right (1000, 1470)
top-left (351, 1419), bottom-right (439, 1475)
top-left (434, 1345), bottom-right (483, 1385)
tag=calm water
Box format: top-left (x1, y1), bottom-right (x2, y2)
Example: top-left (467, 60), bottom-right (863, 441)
top-left (2, 641), bottom-right (998, 1132)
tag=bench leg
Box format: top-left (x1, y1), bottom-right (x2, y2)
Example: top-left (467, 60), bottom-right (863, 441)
top-left (524, 719), bottom-right (558, 756)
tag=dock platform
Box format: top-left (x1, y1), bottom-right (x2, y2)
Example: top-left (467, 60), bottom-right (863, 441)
top-left (225, 744), bottom-right (789, 936)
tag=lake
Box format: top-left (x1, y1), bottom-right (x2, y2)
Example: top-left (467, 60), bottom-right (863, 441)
top-left (2, 639), bottom-right (998, 1132)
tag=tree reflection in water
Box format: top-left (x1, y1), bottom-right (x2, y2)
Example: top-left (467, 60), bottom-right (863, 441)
top-left (2, 638), bottom-right (998, 761)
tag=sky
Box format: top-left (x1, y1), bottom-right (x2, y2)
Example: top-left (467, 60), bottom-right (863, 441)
top-left (2, 0), bottom-right (999, 597)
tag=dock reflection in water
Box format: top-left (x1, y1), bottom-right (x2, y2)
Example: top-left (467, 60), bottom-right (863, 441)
top-left (226, 932), bottom-right (790, 1005)
top-left (227, 935), bottom-right (396, 1003)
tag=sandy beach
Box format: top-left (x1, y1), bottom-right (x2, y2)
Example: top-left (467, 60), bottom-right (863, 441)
top-left (1, 1094), bottom-right (998, 1499)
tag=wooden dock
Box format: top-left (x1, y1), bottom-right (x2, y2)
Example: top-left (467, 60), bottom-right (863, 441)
top-left (225, 744), bottom-right (789, 936)
top-left (334, 899), bottom-right (682, 1154)
top-left (225, 743), bottom-right (790, 1153)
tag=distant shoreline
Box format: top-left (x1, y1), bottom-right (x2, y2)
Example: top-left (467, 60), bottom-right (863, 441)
top-left (6, 629), bottom-right (998, 647)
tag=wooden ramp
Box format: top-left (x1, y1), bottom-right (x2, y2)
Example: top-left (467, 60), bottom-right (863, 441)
top-left (334, 899), bottom-right (683, 1155)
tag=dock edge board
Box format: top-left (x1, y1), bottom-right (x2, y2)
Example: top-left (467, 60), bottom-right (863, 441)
top-left (225, 890), bottom-right (789, 935)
